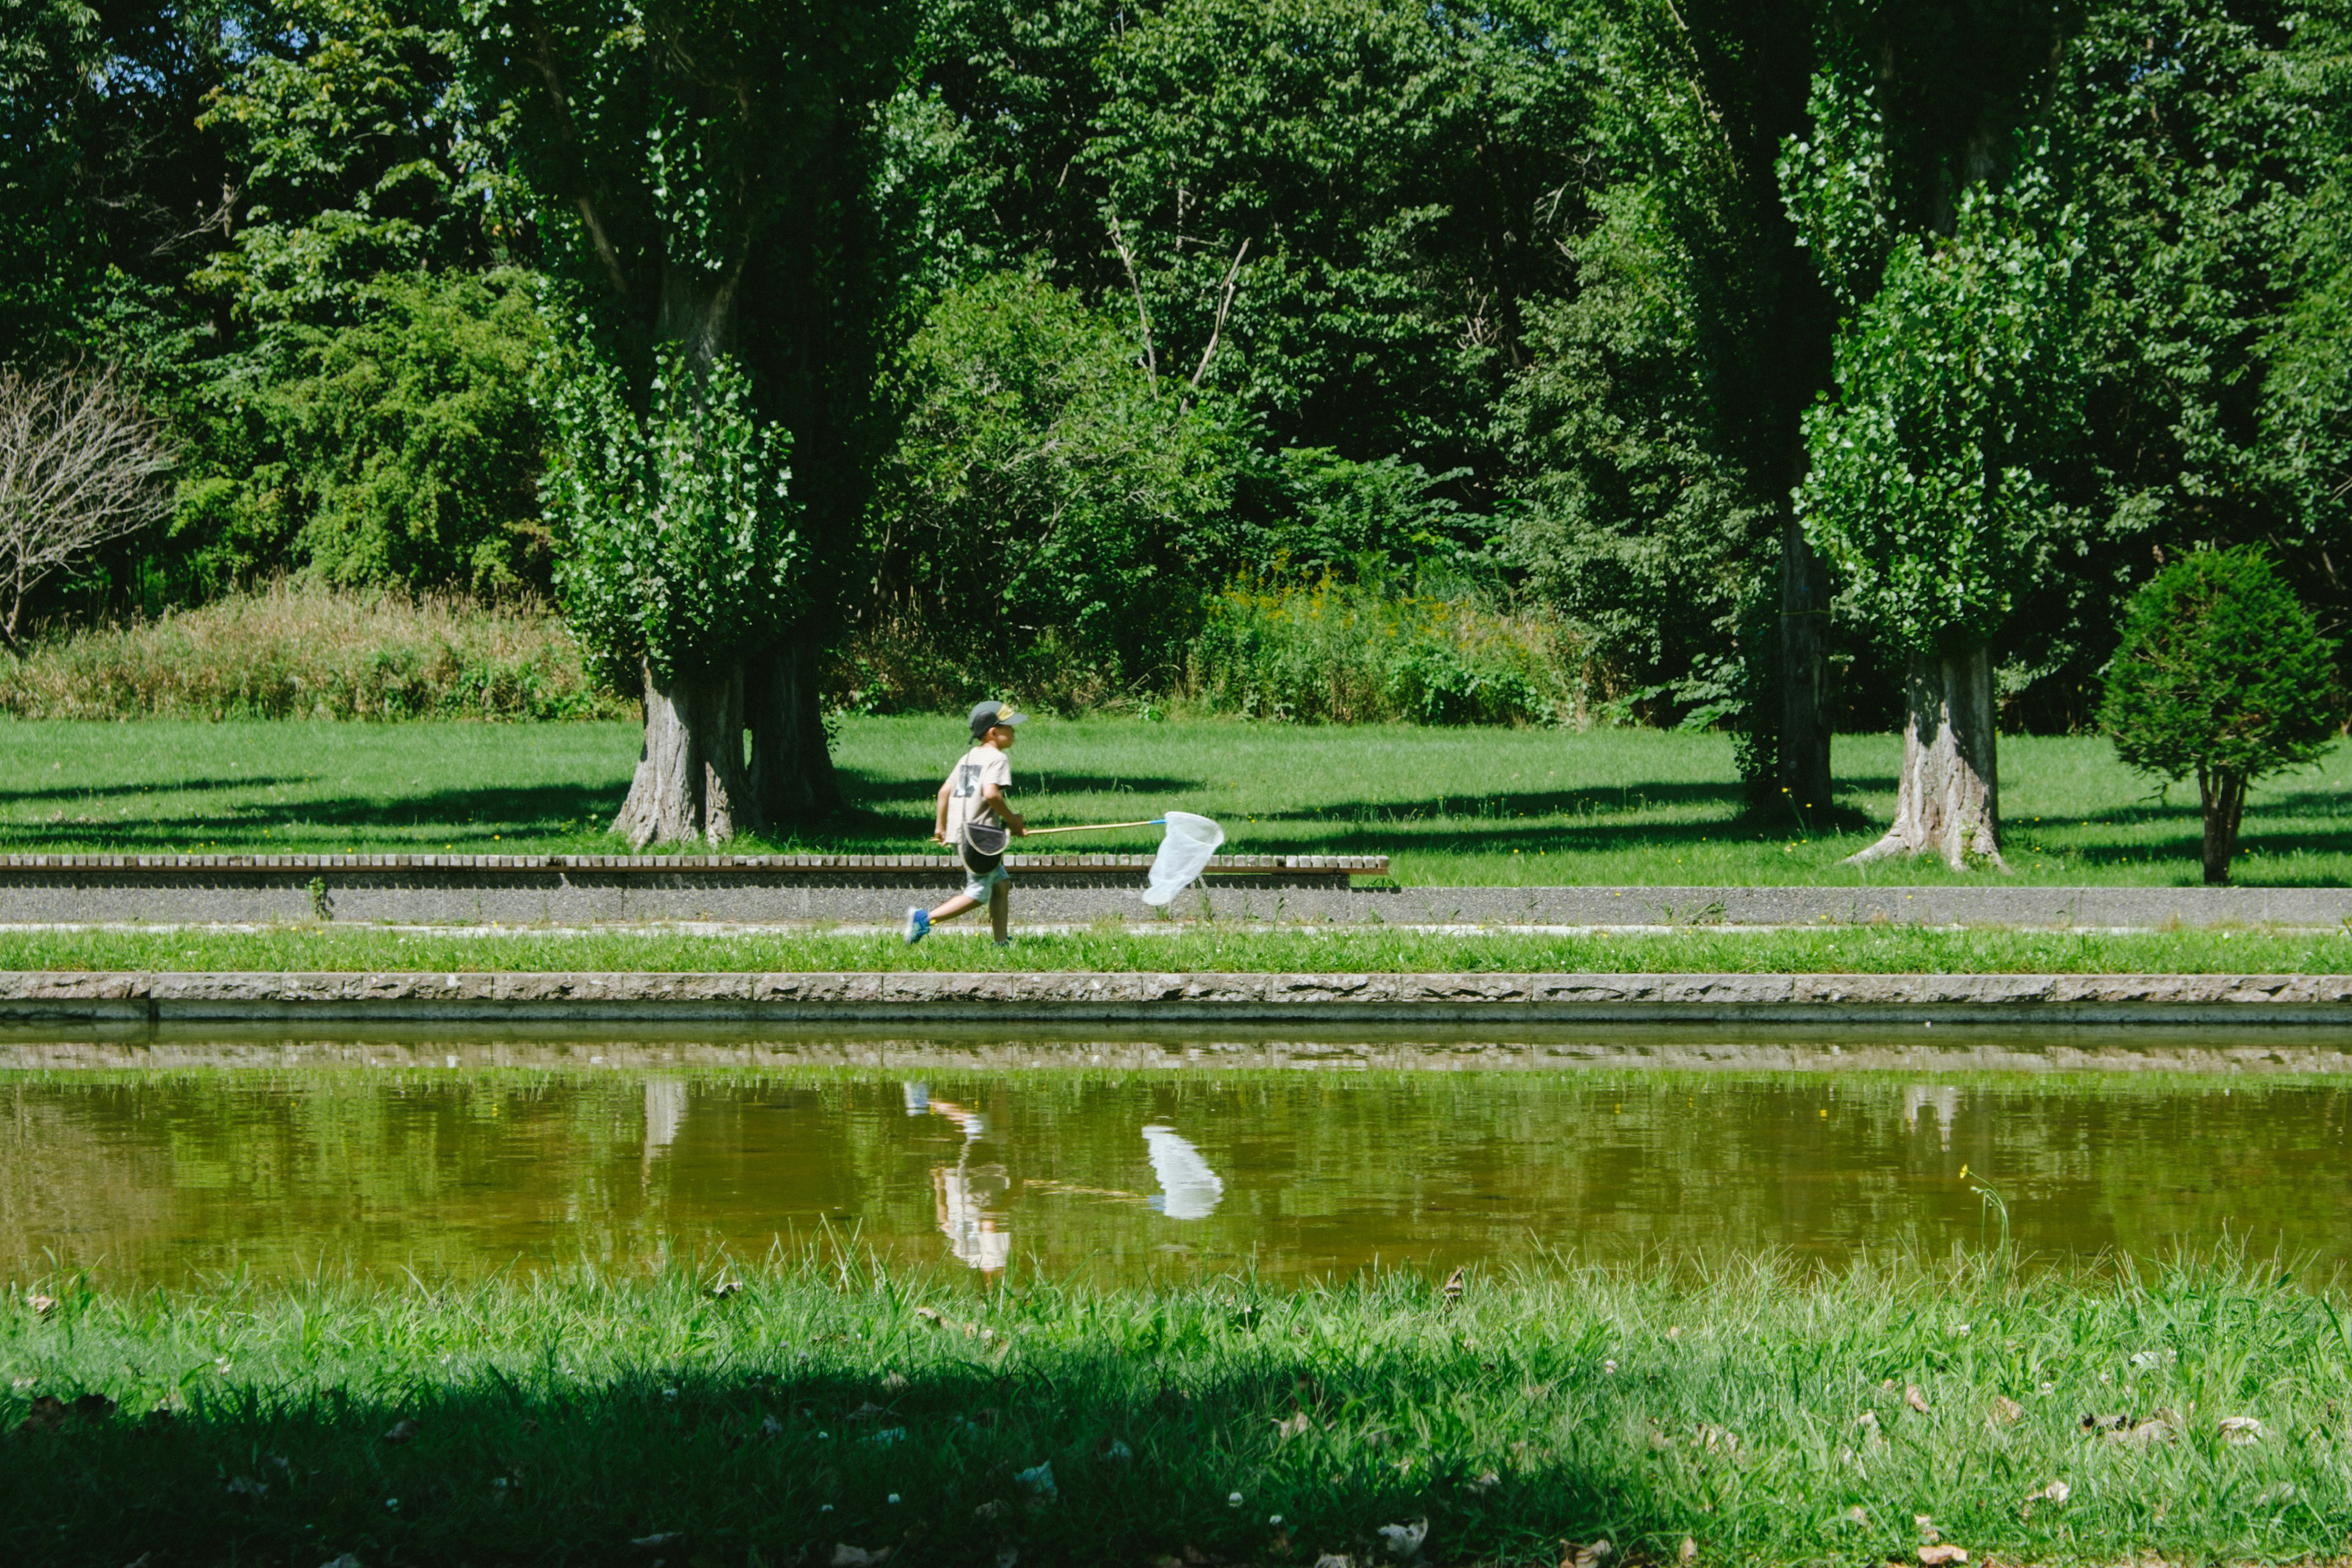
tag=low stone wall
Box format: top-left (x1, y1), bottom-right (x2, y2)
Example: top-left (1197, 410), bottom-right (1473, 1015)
top-left (7, 970), bottom-right (2352, 1026)
top-left (2, 853), bottom-right (2348, 927)
top-left (0, 852), bottom-right (1377, 925)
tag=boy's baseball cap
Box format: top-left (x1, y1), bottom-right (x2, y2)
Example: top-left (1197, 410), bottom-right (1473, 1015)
top-left (968, 699), bottom-right (1028, 738)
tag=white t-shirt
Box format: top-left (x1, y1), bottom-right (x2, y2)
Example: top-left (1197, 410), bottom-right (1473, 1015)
top-left (941, 744), bottom-right (1012, 846)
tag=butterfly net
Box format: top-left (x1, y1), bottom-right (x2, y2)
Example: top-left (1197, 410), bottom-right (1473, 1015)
top-left (1142, 810), bottom-right (1225, 905)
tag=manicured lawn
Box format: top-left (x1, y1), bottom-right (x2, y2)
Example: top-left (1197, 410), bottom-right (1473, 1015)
top-left (4, 716), bottom-right (2348, 885)
top-left (5, 923), bottom-right (2348, 974)
top-left (2, 1255), bottom-right (2342, 1567)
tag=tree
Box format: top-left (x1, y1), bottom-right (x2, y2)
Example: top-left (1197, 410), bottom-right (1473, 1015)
top-left (1080, 0), bottom-right (1588, 477)
top-left (870, 273), bottom-right (1240, 704)
top-left (2100, 547), bottom-right (2338, 884)
top-left (225, 269), bottom-right (554, 596)
top-left (544, 344), bottom-right (801, 845)
top-left (1500, 177), bottom-right (1779, 732)
top-left (1796, 166), bottom-right (2086, 869)
top-left (470, 0), bottom-right (913, 840)
top-left (2259, 1), bottom-right (2352, 645)
top-left (192, 0), bottom-right (515, 331)
top-left (1546, 0), bottom-right (1841, 799)
top-left (0, 367), bottom-right (174, 648)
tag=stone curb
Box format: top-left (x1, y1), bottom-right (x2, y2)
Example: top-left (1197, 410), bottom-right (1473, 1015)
top-left (6, 971), bottom-right (2352, 1025)
top-left (2, 867), bottom-right (2346, 927)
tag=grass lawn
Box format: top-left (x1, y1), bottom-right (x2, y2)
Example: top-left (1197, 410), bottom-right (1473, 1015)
top-left (4, 715), bottom-right (2349, 886)
top-left (6, 923), bottom-right (2350, 974)
top-left (2, 1254), bottom-right (2343, 1567)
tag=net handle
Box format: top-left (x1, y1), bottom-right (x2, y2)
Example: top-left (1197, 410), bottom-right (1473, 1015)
top-left (1019, 818), bottom-right (1166, 837)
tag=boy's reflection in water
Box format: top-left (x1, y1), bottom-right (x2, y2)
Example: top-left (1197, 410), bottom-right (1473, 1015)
top-left (903, 1084), bottom-right (1010, 1273)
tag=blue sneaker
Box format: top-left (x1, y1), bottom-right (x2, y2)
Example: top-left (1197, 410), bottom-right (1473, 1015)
top-left (904, 906), bottom-right (931, 944)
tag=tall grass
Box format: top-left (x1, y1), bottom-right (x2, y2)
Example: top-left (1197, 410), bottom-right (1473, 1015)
top-left (1182, 570), bottom-right (1587, 725)
top-left (2, 1250), bottom-right (2345, 1566)
top-left (0, 581), bottom-right (627, 722)
top-left (835, 571), bottom-right (1591, 724)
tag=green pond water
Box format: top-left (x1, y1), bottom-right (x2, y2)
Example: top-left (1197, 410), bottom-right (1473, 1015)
top-left (2, 1027), bottom-right (2348, 1286)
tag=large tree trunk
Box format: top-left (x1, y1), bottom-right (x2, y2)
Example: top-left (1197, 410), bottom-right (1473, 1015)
top-left (1849, 644), bottom-right (2005, 872)
top-left (1779, 513), bottom-right (1834, 815)
top-left (2197, 765), bottom-right (2247, 886)
top-left (748, 637), bottom-right (842, 822)
top-left (613, 662), bottom-right (755, 848)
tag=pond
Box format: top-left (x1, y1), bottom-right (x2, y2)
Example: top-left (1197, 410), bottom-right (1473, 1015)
top-left (3, 1025), bottom-right (2348, 1287)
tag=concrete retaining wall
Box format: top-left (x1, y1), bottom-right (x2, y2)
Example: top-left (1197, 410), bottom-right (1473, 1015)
top-left (2, 853), bottom-right (2348, 927)
top-left (9, 970), bottom-right (2352, 1025)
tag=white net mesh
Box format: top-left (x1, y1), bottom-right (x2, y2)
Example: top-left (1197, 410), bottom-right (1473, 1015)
top-left (1142, 810), bottom-right (1224, 905)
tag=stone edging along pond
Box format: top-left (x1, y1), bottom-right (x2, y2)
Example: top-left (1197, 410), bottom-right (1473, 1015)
top-left (8, 970), bottom-right (2352, 1025)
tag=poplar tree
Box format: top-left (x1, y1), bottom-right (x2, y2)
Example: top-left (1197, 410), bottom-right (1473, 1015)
top-left (1779, 3), bottom-right (2091, 869)
top-left (469, 0), bottom-right (910, 843)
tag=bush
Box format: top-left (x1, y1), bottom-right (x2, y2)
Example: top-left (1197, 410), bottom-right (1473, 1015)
top-left (0, 580), bottom-right (625, 721)
top-left (170, 268), bottom-right (553, 598)
top-left (1180, 570), bottom-right (1582, 725)
top-left (2100, 546), bottom-right (2339, 884)
top-left (870, 274), bottom-right (1242, 693)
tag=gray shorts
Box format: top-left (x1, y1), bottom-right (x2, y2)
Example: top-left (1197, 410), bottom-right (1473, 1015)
top-left (963, 862), bottom-right (1011, 902)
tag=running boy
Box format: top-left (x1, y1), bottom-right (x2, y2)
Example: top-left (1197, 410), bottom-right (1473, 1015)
top-left (906, 700), bottom-right (1028, 945)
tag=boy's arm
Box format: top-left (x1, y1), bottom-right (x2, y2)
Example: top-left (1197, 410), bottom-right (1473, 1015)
top-left (981, 783), bottom-right (1025, 835)
top-left (932, 779), bottom-right (952, 843)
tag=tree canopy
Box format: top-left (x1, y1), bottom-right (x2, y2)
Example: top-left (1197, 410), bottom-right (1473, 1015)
top-left (2, 0), bottom-right (2348, 816)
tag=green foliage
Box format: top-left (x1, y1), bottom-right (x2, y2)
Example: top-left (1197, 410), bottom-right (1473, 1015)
top-left (2100, 546), bottom-right (2339, 790)
top-left (0, 0), bottom-right (104, 363)
top-left (192, 0), bottom-right (514, 330)
top-left (1080, 0), bottom-right (1589, 470)
top-left (1235, 447), bottom-right (1485, 579)
top-left (873, 273), bottom-right (1239, 692)
top-left (469, 0), bottom-right (914, 717)
top-left (2258, 3), bottom-right (2352, 623)
top-left (0, 581), bottom-right (620, 721)
top-left (544, 343), bottom-right (803, 688)
top-left (1796, 165), bottom-right (2087, 657)
top-left (1496, 0), bottom-right (1826, 758)
top-left (1501, 181), bottom-right (1776, 725)
top-left (171, 269), bottom-right (551, 597)
top-left (1183, 570), bottom-right (1580, 725)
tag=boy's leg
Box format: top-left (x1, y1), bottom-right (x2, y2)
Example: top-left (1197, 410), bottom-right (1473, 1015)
top-left (988, 878), bottom-right (1009, 943)
top-left (928, 893), bottom-right (980, 922)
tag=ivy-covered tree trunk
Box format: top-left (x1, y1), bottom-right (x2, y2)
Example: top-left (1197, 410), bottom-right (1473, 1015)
top-left (748, 638), bottom-right (842, 821)
top-left (1850, 645), bottom-right (2005, 871)
top-left (2196, 766), bottom-right (2248, 886)
top-left (614, 662), bottom-right (755, 848)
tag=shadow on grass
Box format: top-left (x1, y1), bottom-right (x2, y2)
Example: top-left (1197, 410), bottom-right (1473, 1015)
top-left (835, 769), bottom-right (1205, 807)
top-left (5, 1349), bottom-right (1621, 1567)
top-left (0, 775), bottom-right (312, 805)
top-left (0, 780), bottom-right (630, 852)
top-left (1227, 788), bottom-right (1879, 857)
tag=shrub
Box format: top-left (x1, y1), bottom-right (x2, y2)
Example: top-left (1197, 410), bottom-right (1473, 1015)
top-left (170, 268), bottom-right (552, 598)
top-left (870, 274), bottom-right (1242, 692)
top-left (2100, 546), bottom-right (2339, 884)
top-left (0, 580), bottom-right (624, 721)
top-left (1180, 570), bottom-right (1582, 725)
